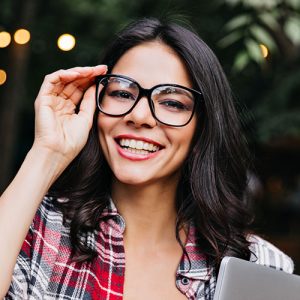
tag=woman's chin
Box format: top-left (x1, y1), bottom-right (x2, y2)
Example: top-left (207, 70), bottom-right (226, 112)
top-left (112, 167), bottom-right (180, 188)
top-left (115, 175), bottom-right (153, 186)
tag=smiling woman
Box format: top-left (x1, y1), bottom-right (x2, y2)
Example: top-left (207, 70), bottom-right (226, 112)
top-left (97, 42), bottom-right (197, 187)
top-left (0, 18), bottom-right (294, 300)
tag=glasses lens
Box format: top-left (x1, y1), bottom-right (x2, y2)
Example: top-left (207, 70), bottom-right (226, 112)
top-left (97, 76), bottom-right (139, 115)
top-left (151, 86), bottom-right (195, 126)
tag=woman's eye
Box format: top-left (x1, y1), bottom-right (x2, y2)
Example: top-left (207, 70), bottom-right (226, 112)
top-left (109, 90), bottom-right (135, 100)
top-left (159, 100), bottom-right (188, 111)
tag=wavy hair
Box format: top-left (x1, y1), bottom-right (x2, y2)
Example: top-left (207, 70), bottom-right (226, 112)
top-left (50, 17), bottom-right (253, 267)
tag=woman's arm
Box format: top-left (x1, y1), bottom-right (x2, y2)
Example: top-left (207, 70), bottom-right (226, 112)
top-left (0, 65), bottom-right (107, 297)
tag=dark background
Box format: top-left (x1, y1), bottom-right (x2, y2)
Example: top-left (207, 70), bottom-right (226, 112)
top-left (1, 0), bottom-right (300, 273)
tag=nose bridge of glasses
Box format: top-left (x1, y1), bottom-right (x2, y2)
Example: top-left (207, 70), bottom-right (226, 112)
top-left (124, 86), bottom-right (156, 124)
top-left (136, 86), bottom-right (153, 104)
top-left (133, 86), bottom-right (155, 113)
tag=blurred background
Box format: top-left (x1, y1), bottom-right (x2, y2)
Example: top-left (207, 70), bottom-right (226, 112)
top-left (1, 0), bottom-right (300, 273)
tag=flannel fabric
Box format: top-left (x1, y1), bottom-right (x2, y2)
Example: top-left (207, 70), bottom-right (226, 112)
top-left (5, 196), bottom-right (294, 299)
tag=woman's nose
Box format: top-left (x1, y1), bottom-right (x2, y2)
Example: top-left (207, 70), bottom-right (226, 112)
top-left (123, 96), bottom-right (157, 128)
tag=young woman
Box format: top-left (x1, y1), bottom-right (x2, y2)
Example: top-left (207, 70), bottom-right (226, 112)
top-left (0, 18), bottom-right (293, 299)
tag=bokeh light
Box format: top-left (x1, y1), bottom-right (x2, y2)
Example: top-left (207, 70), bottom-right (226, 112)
top-left (14, 29), bottom-right (31, 45)
top-left (0, 69), bottom-right (7, 85)
top-left (0, 31), bottom-right (11, 48)
top-left (259, 44), bottom-right (269, 58)
top-left (57, 34), bottom-right (76, 51)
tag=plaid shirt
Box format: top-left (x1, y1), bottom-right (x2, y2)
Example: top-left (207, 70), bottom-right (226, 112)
top-left (5, 196), bottom-right (294, 299)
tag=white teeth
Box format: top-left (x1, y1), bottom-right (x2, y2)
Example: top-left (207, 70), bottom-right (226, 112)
top-left (118, 138), bottom-right (160, 152)
top-left (143, 143), bottom-right (150, 150)
top-left (136, 141), bottom-right (143, 150)
top-left (125, 148), bottom-right (149, 155)
top-left (129, 140), bottom-right (136, 149)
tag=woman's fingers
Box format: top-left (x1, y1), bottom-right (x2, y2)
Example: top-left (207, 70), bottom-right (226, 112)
top-left (50, 65), bottom-right (107, 86)
top-left (37, 65), bottom-right (107, 104)
top-left (39, 71), bottom-right (80, 97)
top-left (53, 79), bottom-right (85, 102)
top-left (78, 85), bottom-right (97, 129)
top-left (69, 65), bottom-right (108, 77)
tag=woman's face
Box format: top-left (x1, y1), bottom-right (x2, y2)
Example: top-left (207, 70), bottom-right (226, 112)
top-left (97, 41), bottom-right (197, 187)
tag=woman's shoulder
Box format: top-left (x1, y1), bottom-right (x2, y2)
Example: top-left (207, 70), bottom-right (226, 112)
top-left (248, 234), bottom-right (294, 274)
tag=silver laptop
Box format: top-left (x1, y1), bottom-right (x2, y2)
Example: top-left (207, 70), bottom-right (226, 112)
top-left (213, 256), bottom-right (300, 300)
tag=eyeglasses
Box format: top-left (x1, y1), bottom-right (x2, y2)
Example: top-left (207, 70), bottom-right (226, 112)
top-left (95, 74), bottom-right (203, 127)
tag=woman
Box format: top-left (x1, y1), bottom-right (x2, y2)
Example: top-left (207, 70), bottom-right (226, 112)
top-left (0, 18), bottom-right (293, 299)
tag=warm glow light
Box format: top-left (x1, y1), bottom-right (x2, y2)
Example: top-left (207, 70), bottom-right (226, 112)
top-left (259, 44), bottom-right (269, 58)
top-left (57, 34), bottom-right (76, 51)
top-left (0, 69), bottom-right (7, 85)
top-left (14, 29), bottom-right (31, 45)
top-left (0, 31), bottom-right (11, 48)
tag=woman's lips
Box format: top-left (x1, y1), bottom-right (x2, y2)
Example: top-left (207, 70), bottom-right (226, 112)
top-left (114, 134), bottom-right (164, 161)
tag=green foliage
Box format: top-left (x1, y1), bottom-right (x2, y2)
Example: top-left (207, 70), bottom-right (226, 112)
top-left (284, 15), bottom-right (300, 45)
top-left (253, 67), bottom-right (300, 142)
top-left (249, 25), bottom-right (276, 51)
top-left (221, 0), bottom-right (300, 143)
top-left (221, 0), bottom-right (300, 69)
top-left (224, 14), bottom-right (251, 31)
top-left (245, 38), bottom-right (263, 63)
top-left (232, 51), bottom-right (250, 72)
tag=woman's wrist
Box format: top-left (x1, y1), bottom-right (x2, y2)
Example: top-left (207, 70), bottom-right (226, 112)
top-left (28, 144), bottom-right (71, 187)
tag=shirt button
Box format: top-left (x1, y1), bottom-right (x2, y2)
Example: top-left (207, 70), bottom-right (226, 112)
top-left (181, 277), bottom-right (190, 285)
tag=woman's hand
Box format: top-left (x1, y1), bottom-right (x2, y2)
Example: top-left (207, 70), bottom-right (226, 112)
top-left (33, 65), bottom-right (107, 168)
top-left (0, 66), bottom-right (108, 297)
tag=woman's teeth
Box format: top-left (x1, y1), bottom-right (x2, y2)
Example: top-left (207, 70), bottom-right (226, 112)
top-left (119, 139), bottom-right (160, 152)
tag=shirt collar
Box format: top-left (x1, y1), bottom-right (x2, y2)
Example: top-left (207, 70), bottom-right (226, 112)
top-left (100, 197), bottom-right (120, 218)
top-left (100, 198), bottom-right (126, 234)
top-left (176, 223), bottom-right (212, 282)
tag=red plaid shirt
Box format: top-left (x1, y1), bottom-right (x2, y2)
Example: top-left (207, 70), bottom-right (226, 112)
top-left (6, 197), bottom-right (293, 299)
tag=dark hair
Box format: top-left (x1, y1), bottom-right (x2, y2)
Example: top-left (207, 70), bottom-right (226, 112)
top-left (50, 17), bottom-right (253, 267)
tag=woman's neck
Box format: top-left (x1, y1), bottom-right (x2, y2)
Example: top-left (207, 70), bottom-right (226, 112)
top-left (111, 178), bottom-right (180, 248)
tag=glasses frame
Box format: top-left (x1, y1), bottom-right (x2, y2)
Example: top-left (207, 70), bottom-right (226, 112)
top-left (95, 74), bottom-right (203, 127)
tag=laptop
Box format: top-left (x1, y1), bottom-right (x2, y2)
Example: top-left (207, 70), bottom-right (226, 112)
top-left (213, 256), bottom-right (300, 300)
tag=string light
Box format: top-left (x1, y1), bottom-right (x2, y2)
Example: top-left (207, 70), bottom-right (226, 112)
top-left (259, 44), bottom-right (269, 58)
top-left (14, 29), bottom-right (31, 45)
top-left (0, 69), bottom-right (7, 85)
top-left (0, 31), bottom-right (11, 48)
top-left (57, 34), bottom-right (76, 51)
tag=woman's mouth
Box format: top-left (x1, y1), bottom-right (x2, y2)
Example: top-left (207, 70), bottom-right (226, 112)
top-left (114, 136), bottom-right (163, 160)
top-left (118, 138), bottom-right (160, 154)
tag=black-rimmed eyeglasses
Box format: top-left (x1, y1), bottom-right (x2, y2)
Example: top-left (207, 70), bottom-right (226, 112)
top-left (95, 74), bottom-right (203, 127)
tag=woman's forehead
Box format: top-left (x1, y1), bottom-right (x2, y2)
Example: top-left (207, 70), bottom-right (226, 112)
top-left (111, 41), bottom-right (192, 89)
